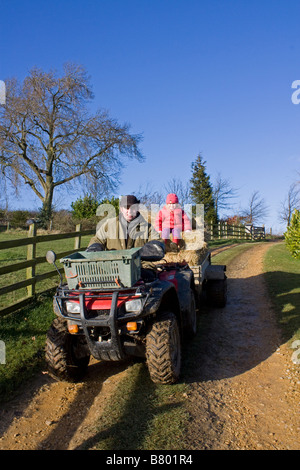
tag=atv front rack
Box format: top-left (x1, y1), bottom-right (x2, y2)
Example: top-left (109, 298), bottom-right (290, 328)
top-left (54, 284), bottom-right (151, 361)
top-left (79, 290), bottom-right (124, 361)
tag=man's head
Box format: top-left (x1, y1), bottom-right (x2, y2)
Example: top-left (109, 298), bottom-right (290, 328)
top-left (119, 195), bottom-right (140, 222)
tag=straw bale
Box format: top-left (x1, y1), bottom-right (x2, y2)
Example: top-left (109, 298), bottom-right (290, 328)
top-left (163, 243), bottom-right (208, 266)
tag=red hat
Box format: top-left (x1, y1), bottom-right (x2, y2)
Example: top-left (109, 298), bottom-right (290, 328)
top-left (166, 193), bottom-right (179, 204)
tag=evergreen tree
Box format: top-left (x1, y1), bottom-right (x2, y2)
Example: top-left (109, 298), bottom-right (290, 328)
top-left (190, 154), bottom-right (217, 223)
top-left (284, 209), bottom-right (300, 259)
top-left (71, 194), bottom-right (99, 219)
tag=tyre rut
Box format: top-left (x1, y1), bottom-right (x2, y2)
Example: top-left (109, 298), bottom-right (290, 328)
top-left (184, 242), bottom-right (300, 450)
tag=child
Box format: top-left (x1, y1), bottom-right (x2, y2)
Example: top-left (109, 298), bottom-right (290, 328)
top-left (155, 193), bottom-right (192, 247)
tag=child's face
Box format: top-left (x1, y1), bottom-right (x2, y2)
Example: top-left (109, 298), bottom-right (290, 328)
top-left (167, 203), bottom-right (176, 210)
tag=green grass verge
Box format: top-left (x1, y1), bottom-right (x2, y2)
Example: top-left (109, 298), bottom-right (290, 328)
top-left (83, 362), bottom-right (190, 450)
top-left (211, 241), bottom-right (257, 265)
top-left (263, 242), bottom-right (300, 345)
top-left (0, 292), bottom-right (55, 401)
top-left (0, 230), bottom-right (92, 309)
top-left (208, 237), bottom-right (253, 249)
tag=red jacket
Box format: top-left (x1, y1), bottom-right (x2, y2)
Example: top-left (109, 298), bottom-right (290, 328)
top-left (155, 206), bottom-right (192, 232)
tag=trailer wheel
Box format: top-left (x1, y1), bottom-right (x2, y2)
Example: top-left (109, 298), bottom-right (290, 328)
top-left (185, 289), bottom-right (197, 338)
top-left (206, 278), bottom-right (227, 308)
top-left (45, 317), bottom-right (90, 382)
top-left (146, 312), bottom-right (181, 384)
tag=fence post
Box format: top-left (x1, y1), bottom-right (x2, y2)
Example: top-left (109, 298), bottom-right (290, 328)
top-left (26, 222), bottom-right (37, 297)
top-left (74, 224), bottom-right (81, 249)
top-left (210, 220), bottom-right (214, 240)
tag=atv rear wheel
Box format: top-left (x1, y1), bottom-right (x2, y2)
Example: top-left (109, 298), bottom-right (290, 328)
top-left (206, 278), bottom-right (227, 308)
top-left (146, 312), bottom-right (181, 384)
top-left (45, 317), bottom-right (90, 382)
top-left (185, 288), bottom-right (197, 338)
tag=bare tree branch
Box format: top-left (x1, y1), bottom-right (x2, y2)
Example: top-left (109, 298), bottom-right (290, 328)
top-left (241, 190), bottom-right (268, 224)
top-left (164, 177), bottom-right (192, 205)
top-left (279, 182), bottom-right (300, 226)
top-left (0, 63), bottom-right (144, 225)
top-left (213, 173), bottom-right (239, 219)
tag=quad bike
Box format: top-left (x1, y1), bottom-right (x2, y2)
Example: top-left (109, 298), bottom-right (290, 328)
top-left (45, 247), bottom-right (226, 385)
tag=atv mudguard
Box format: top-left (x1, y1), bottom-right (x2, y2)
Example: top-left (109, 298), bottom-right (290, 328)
top-left (144, 268), bottom-right (195, 330)
top-left (145, 280), bottom-right (181, 317)
top-left (204, 264), bottom-right (226, 280)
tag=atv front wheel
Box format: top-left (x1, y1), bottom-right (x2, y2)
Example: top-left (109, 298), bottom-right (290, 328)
top-left (146, 312), bottom-right (181, 385)
top-left (45, 317), bottom-right (90, 382)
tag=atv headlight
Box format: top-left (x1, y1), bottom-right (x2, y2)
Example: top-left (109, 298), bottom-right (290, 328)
top-left (65, 301), bottom-right (81, 314)
top-left (125, 298), bottom-right (143, 313)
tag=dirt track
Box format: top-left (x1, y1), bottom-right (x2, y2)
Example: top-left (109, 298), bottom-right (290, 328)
top-left (186, 242), bottom-right (299, 450)
top-left (0, 242), bottom-right (299, 450)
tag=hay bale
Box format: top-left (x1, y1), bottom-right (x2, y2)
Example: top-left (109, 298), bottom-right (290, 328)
top-left (159, 229), bottom-right (207, 266)
top-left (163, 243), bottom-right (208, 266)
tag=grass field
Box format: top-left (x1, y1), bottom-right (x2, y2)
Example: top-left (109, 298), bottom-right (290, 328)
top-left (0, 292), bottom-right (54, 400)
top-left (0, 230), bottom-right (92, 309)
top-left (263, 242), bottom-right (300, 345)
top-left (0, 229), bottom-right (92, 400)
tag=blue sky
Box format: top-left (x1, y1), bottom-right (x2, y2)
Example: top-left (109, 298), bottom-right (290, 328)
top-left (1, 0), bottom-right (300, 233)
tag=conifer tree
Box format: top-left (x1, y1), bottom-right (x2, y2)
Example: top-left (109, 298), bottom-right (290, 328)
top-left (284, 209), bottom-right (300, 259)
top-left (190, 154), bottom-right (217, 223)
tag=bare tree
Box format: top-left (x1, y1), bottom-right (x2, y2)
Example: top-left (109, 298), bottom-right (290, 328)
top-left (164, 177), bottom-right (191, 205)
top-left (136, 177), bottom-right (191, 209)
top-left (0, 64), bottom-right (144, 226)
top-left (242, 190), bottom-right (268, 225)
top-left (213, 173), bottom-right (238, 219)
top-left (279, 182), bottom-right (300, 226)
top-left (135, 182), bottom-right (164, 209)
top-left (0, 169), bottom-right (9, 214)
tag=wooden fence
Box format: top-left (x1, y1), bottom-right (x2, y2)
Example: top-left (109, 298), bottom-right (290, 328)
top-left (0, 223), bottom-right (94, 317)
top-left (0, 221), bottom-right (266, 317)
top-left (208, 222), bottom-right (265, 240)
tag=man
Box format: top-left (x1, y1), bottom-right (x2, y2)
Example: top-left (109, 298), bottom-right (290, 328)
top-left (87, 195), bottom-right (165, 263)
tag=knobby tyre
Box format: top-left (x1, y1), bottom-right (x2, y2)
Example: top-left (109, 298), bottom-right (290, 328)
top-left (146, 311), bottom-right (181, 385)
top-left (185, 288), bottom-right (197, 338)
top-left (206, 278), bottom-right (227, 308)
top-left (45, 317), bottom-right (90, 382)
